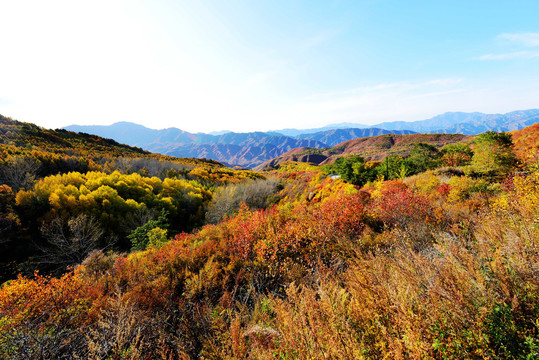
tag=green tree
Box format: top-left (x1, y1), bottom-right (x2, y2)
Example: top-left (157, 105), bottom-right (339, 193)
top-left (405, 143), bottom-right (439, 174)
top-left (128, 209), bottom-right (169, 251)
top-left (471, 131), bottom-right (517, 176)
top-left (377, 155), bottom-right (407, 180)
top-left (147, 227), bottom-right (168, 249)
top-left (331, 155), bottom-right (378, 186)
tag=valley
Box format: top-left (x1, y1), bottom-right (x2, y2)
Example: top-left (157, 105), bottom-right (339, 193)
top-left (1, 113), bottom-right (538, 358)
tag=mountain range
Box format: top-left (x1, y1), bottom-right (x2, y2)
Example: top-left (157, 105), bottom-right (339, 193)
top-left (371, 109), bottom-right (539, 134)
top-left (64, 123), bottom-right (415, 168)
top-left (64, 109), bottom-right (539, 168)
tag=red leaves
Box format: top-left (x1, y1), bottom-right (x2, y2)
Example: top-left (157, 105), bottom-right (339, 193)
top-left (372, 180), bottom-right (434, 228)
top-left (316, 191), bottom-right (368, 237)
top-left (0, 269), bottom-right (102, 329)
top-left (436, 183), bottom-right (451, 197)
top-left (214, 191), bottom-right (370, 267)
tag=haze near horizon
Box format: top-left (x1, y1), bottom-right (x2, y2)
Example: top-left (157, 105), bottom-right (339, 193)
top-left (1, 0), bottom-right (539, 133)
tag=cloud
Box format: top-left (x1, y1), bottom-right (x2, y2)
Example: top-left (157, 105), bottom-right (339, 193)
top-left (499, 32), bottom-right (539, 47)
top-left (477, 51), bottom-right (539, 61)
top-left (476, 32), bottom-right (539, 61)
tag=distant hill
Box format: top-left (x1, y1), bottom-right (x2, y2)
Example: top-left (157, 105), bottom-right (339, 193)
top-left (276, 109), bottom-right (539, 136)
top-left (297, 128), bottom-right (415, 146)
top-left (64, 109), bottom-right (539, 168)
top-left (0, 115), bottom-right (222, 170)
top-left (64, 125), bottom-right (410, 168)
top-left (152, 137), bottom-right (327, 168)
top-left (255, 133), bottom-right (469, 170)
top-left (274, 122), bottom-right (370, 137)
top-left (366, 109), bottom-right (539, 134)
top-left (257, 122), bottom-right (539, 170)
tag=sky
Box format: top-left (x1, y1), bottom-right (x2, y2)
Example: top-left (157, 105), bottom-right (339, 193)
top-left (1, 0), bottom-right (539, 133)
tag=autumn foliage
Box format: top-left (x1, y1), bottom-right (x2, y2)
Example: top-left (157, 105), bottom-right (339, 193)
top-left (1, 119), bottom-right (539, 359)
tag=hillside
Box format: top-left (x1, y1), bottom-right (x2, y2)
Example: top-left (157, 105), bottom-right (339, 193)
top-left (1, 157), bottom-right (537, 358)
top-left (1, 118), bottom-right (539, 358)
top-left (256, 132), bottom-right (469, 169)
top-left (65, 124), bottom-right (414, 168)
top-left (1, 115), bottom-right (222, 170)
top-left (65, 109), bottom-right (539, 168)
top-left (511, 122), bottom-right (539, 166)
top-left (0, 115), bottom-right (264, 283)
top-left (296, 127), bottom-right (416, 146)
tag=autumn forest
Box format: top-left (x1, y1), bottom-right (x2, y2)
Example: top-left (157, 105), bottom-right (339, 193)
top-left (0, 114), bottom-right (538, 359)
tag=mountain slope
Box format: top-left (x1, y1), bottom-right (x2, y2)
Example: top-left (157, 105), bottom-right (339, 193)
top-left (255, 133), bottom-right (469, 170)
top-left (64, 109), bottom-right (539, 168)
top-left (64, 123), bottom-right (201, 147)
top-left (510, 122), bottom-right (539, 165)
top-left (0, 115), bottom-right (222, 171)
top-left (297, 128), bottom-right (416, 146)
top-left (63, 125), bottom-right (332, 168)
top-left (159, 137), bottom-right (327, 168)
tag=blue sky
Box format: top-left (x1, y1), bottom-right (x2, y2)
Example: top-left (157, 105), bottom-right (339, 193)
top-left (1, 0), bottom-right (539, 132)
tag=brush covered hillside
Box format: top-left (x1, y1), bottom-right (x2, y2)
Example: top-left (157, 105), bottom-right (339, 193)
top-left (256, 132), bottom-right (469, 169)
top-left (511, 122), bottom-right (539, 166)
top-left (0, 115), bottom-right (264, 282)
top-left (0, 115), bottom-right (223, 174)
top-left (1, 119), bottom-right (538, 359)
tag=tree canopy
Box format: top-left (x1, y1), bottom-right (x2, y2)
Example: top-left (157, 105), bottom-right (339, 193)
top-left (471, 131), bottom-right (517, 176)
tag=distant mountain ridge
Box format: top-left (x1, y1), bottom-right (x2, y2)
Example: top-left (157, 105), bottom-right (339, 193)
top-left (64, 125), bottom-right (414, 168)
top-left (64, 109), bottom-right (539, 168)
top-left (272, 109), bottom-right (539, 135)
top-left (371, 109), bottom-right (539, 134)
top-left (297, 128), bottom-right (415, 145)
top-left (273, 122), bottom-right (370, 137)
top-left (147, 137), bottom-right (328, 168)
